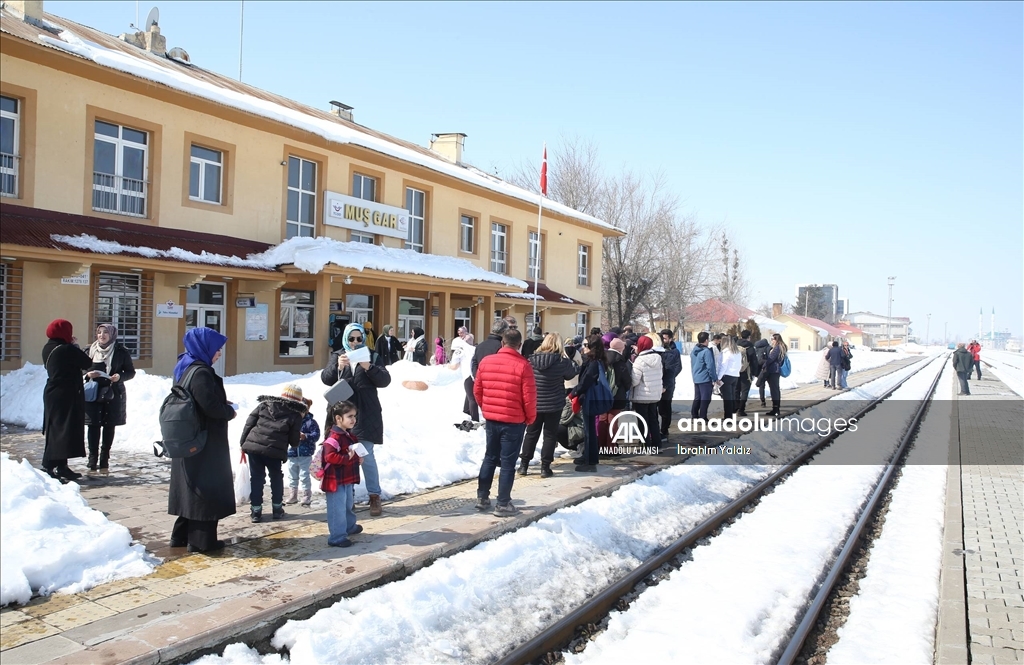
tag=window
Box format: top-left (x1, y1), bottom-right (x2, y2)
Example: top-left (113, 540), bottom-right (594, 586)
top-left (578, 244), bottom-right (590, 286)
top-left (575, 312), bottom-right (587, 338)
top-left (352, 172), bottom-right (377, 202)
top-left (280, 290), bottom-right (315, 356)
top-left (94, 272), bottom-right (150, 359)
top-left (0, 95), bottom-right (19, 198)
top-left (346, 294), bottom-right (374, 325)
top-left (93, 120), bottom-right (148, 217)
top-left (350, 232), bottom-right (375, 244)
top-left (286, 156), bottom-right (317, 238)
top-left (405, 187), bottom-right (426, 253)
top-left (790, 338), bottom-right (800, 351)
top-left (460, 214), bottom-right (476, 254)
top-left (189, 144), bottom-right (222, 204)
top-left (490, 222), bottom-right (508, 274)
top-left (0, 262), bottom-right (23, 361)
top-left (528, 231), bottom-right (543, 280)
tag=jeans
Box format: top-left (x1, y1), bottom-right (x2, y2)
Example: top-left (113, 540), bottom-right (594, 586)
top-left (326, 484), bottom-right (357, 545)
top-left (765, 373), bottom-right (782, 411)
top-left (248, 453), bottom-right (284, 507)
top-left (87, 422), bottom-right (116, 467)
top-left (737, 373), bottom-right (752, 414)
top-left (360, 442), bottom-right (381, 496)
top-left (720, 375), bottom-right (738, 418)
top-left (521, 410), bottom-right (560, 464)
top-left (829, 365), bottom-right (842, 388)
top-left (478, 421), bottom-right (526, 505)
top-left (957, 371), bottom-right (971, 395)
top-left (657, 390), bottom-right (674, 435)
top-left (286, 455), bottom-right (312, 492)
top-left (972, 359), bottom-right (982, 380)
top-left (691, 382), bottom-right (713, 420)
top-left (840, 368), bottom-right (849, 389)
top-left (581, 410), bottom-right (599, 465)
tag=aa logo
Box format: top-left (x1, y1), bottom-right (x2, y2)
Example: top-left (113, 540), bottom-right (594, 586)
top-left (610, 411), bottom-right (648, 445)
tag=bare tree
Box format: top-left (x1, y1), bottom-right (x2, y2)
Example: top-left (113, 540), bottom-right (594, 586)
top-left (717, 234), bottom-right (750, 304)
top-left (643, 212), bottom-right (716, 332)
top-left (502, 134), bottom-right (605, 216)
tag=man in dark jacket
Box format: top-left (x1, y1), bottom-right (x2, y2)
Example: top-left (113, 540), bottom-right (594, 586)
top-left (736, 330), bottom-right (758, 416)
top-left (753, 338), bottom-right (771, 407)
top-left (471, 318), bottom-right (510, 377)
top-left (321, 323), bottom-right (391, 516)
top-left (826, 340), bottom-right (844, 389)
top-left (952, 343), bottom-right (973, 395)
top-left (658, 329), bottom-right (683, 438)
top-left (521, 326), bottom-right (545, 358)
top-left (474, 328), bottom-right (537, 517)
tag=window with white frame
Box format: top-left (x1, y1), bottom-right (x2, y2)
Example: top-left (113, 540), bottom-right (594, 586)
top-left (93, 120), bottom-right (148, 217)
top-left (575, 312), bottom-right (588, 338)
top-left (286, 156), bottom-right (317, 238)
top-left (189, 144), bottom-right (222, 204)
top-left (405, 186), bottom-right (426, 253)
top-left (350, 231), bottom-right (374, 244)
top-left (94, 272), bottom-right (142, 358)
top-left (460, 214), bottom-right (475, 254)
top-left (528, 231), bottom-right (543, 280)
top-left (0, 95), bottom-right (19, 198)
top-left (279, 290), bottom-right (315, 356)
top-left (490, 222), bottom-right (508, 274)
top-left (352, 172), bottom-right (377, 202)
top-left (790, 338), bottom-right (800, 351)
top-left (578, 244), bottom-right (590, 286)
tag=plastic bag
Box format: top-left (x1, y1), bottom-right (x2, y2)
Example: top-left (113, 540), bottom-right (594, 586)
top-left (234, 458), bottom-right (250, 505)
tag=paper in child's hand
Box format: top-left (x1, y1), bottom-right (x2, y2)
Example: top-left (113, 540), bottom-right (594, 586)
top-left (352, 443), bottom-right (369, 458)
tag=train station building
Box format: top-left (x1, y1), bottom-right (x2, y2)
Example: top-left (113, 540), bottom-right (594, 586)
top-left (0, 1), bottom-right (621, 376)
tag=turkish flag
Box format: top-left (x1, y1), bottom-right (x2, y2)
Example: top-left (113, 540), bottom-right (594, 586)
top-left (540, 145), bottom-right (548, 196)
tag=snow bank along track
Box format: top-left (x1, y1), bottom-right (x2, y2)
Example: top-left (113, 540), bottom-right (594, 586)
top-left (496, 354), bottom-right (945, 665)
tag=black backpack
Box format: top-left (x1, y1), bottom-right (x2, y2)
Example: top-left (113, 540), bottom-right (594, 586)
top-left (755, 344), bottom-right (769, 370)
top-left (155, 365), bottom-right (207, 458)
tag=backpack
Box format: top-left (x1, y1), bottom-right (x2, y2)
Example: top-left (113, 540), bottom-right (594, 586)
top-left (585, 363), bottom-right (614, 415)
top-left (156, 365), bottom-right (207, 458)
top-left (755, 344), bottom-right (769, 369)
top-left (740, 349), bottom-right (750, 376)
top-left (780, 355), bottom-right (792, 378)
top-left (309, 443), bottom-right (327, 480)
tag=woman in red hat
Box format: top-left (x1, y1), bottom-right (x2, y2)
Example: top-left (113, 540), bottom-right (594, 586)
top-left (41, 319), bottom-right (99, 481)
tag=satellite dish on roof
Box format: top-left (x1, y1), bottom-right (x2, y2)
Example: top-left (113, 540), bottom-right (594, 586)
top-left (145, 7), bottom-right (159, 31)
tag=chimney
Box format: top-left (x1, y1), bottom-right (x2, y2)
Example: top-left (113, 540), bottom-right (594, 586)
top-left (430, 133), bottom-right (466, 164)
top-left (142, 22), bottom-right (166, 56)
top-left (6, 1), bottom-right (44, 23)
top-left (329, 101), bottom-right (354, 122)
top-left (772, 303), bottom-right (783, 319)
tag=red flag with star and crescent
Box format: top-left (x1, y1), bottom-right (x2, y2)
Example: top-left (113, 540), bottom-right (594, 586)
top-left (540, 145), bottom-right (548, 196)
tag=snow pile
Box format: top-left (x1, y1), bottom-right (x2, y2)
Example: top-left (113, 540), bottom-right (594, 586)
top-left (0, 453), bottom-right (154, 606)
top-left (982, 349), bottom-right (1023, 396)
top-left (51, 234), bottom-right (268, 270)
top-left (252, 236), bottom-right (527, 287)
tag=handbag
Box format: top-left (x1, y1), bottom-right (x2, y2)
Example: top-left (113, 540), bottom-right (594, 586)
top-left (323, 378), bottom-right (354, 405)
top-left (84, 379), bottom-right (115, 403)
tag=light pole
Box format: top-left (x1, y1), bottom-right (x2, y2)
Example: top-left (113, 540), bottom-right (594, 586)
top-left (944, 322), bottom-right (948, 347)
top-left (886, 276), bottom-right (896, 347)
top-left (926, 313), bottom-right (931, 347)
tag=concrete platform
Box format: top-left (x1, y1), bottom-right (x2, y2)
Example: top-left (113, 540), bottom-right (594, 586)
top-left (936, 371), bottom-right (1024, 665)
top-left (0, 355), bottom-right (921, 665)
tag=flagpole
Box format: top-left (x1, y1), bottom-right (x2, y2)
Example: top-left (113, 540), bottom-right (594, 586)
top-left (533, 143), bottom-right (545, 328)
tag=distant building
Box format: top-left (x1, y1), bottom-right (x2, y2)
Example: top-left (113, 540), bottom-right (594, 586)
top-left (774, 313), bottom-right (847, 352)
top-left (795, 283), bottom-right (841, 321)
top-left (674, 299), bottom-right (785, 342)
top-left (842, 311), bottom-right (912, 347)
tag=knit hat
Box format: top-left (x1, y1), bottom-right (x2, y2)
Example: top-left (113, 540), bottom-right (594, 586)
top-left (609, 338), bottom-right (626, 353)
top-left (636, 335), bottom-right (653, 353)
top-left (46, 319), bottom-right (74, 344)
top-left (602, 331), bottom-right (617, 345)
top-left (281, 384), bottom-right (304, 402)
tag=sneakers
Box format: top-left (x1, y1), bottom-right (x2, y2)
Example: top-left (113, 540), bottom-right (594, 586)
top-left (272, 503), bottom-right (285, 520)
top-left (300, 490), bottom-right (312, 507)
top-left (285, 487), bottom-right (298, 505)
top-left (369, 494), bottom-right (383, 517)
top-left (475, 497), bottom-right (492, 512)
top-left (493, 502), bottom-right (519, 517)
top-left (560, 448), bottom-right (583, 459)
top-left (517, 461), bottom-right (529, 476)
top-left (540, 463), bottom-right (553, 478)
top-left (250, 505), bottom-right (263, 523)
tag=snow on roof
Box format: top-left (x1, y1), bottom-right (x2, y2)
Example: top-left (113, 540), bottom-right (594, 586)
top-left (52, 233), bottom-right (269, 269)
top-left (27, 19), bottom-right (617, 234)
top-left (253, 237), bottom-right (528, 288)
top-left (746, 314), bottom-right (787, 333)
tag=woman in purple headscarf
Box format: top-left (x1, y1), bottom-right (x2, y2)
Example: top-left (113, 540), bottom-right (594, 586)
top-left (167, 327), bottom-right (237, 553)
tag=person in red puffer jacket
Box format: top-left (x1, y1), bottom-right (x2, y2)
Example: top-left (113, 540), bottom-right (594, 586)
top-left (321, 401), bottom-right (364, 548)
top-left (473, 328), bottom-right (537, 517)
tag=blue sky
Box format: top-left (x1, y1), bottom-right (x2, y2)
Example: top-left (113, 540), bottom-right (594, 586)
top-left (49, 1), bottom-right (1023, 342)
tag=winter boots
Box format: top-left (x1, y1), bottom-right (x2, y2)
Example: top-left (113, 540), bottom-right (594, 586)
top-left (540, 462), bottom-right (553, 478)
top-left (250, 505), bottom-right (262, 523)
top-left (369, 494), bottom-right (382, 517)
top-left (300, 490), bottom-right (312, 507)
top-left (518, 461), bottom-right (529, 476)
top-left (272, 503), bottom-right (285, 520)
top-left (285, 487), bottom-right (298, 504)
top-left (87, 455), bottom-right (98, 472)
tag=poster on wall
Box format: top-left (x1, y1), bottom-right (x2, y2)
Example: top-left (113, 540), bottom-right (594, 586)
top-left (245, 303), bottom-right (269, 341)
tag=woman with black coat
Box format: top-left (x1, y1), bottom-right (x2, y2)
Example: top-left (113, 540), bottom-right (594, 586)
top-left (41, 319), bottom-right (95, 481)
top-left (373, 324), bottom-right (403, 366)
top-left (569, 335), bottom-right (609, 473)
top-left (167, 327), bottom-right (237, 553)
top-left (84, 323), bottom-right (136, 472)
top-left (321, 323), bottom-right (392, 516)
top-left (519, 333), bottom-right (578, 478)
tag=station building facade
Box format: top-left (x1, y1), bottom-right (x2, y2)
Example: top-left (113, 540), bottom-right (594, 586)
top-left (0, 1), bottom-right (621, 376)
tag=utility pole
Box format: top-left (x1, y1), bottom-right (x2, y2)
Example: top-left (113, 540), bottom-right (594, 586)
top-left (926, 313), bottom-right (931, 347)
top-left (944, 322), bottom-right (948, 347)
top-left (886, 276), bottom-right (896, 347)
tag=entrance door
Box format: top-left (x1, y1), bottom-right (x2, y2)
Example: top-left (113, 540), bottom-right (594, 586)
top-left (398, 297), bottom-right (425, 344)
top-left (186, 282), bottom-right (226, 376)
top-left (454, 309), bottom-right (471, 337)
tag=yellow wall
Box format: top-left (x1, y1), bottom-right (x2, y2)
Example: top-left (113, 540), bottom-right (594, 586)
top-left (19, 262), bottom-right (91, 365)
top-left (776, 316), bottom-right (825, 352)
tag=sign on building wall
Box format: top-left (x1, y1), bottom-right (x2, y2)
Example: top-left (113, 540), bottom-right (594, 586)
top-left (245, 303), bottom-right (269, 341)
top-left (61, 273), bottom-right (90, 286)
top-left (323, 191), bottom-right (409, 240)
top-left (157, 301), bottom-right (184, 318)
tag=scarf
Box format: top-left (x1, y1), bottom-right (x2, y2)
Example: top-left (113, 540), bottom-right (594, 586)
top-left (89, 324), bottom-right (118, 373)
top-left (173, 326), bottom-right (228, 382)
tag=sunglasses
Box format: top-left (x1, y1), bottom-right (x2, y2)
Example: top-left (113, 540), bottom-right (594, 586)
top-left (348, 335), bottom-right (363, 342)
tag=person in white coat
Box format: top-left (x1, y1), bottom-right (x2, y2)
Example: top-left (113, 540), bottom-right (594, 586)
top-left (717, 336), bottom-right (743, 419)
top-left (630, 333), bottom-right (664, 447)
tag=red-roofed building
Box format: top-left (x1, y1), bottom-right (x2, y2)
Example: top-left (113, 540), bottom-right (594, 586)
top-left (834, 323), bottom-right (869, 347)
top-left (673, 298), bottom-right (757, 342)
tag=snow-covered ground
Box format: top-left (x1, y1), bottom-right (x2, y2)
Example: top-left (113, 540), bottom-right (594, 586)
top-left (826, 364), bottom-right (952, 664)
top-left (563, 355), bottom-right (945, 664)
top-left (185, 357), bottom-right (931, 665)
top-left (981, 349), bottom-right (1024, 396)
top-left (0, 453), bottom-right (155, 606)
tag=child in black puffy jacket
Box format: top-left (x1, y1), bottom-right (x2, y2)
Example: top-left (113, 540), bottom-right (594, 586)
top-left (240, 384), bottom-right (306, 523)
